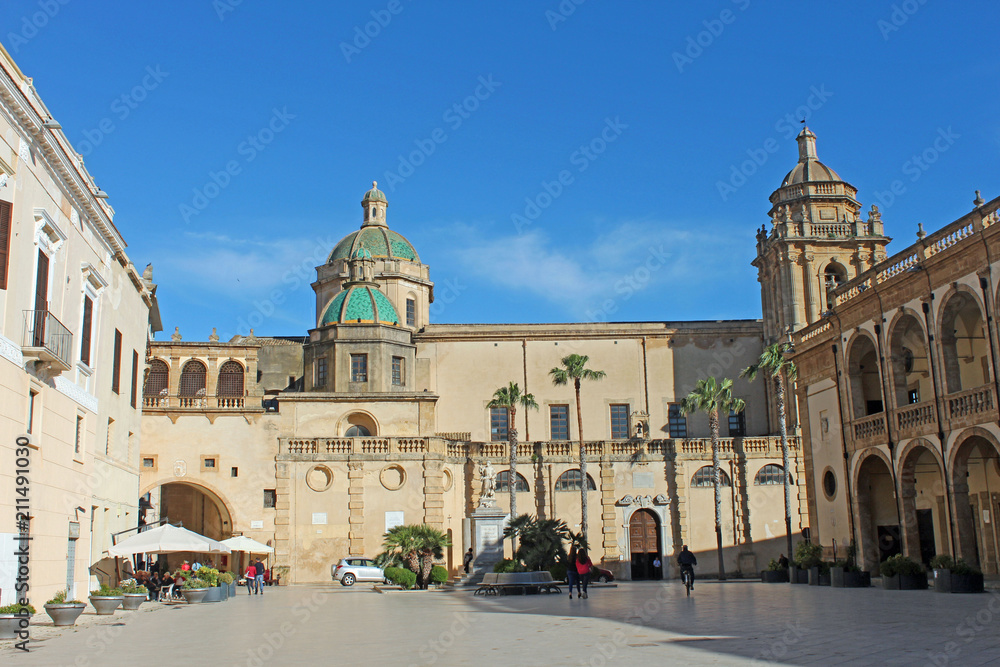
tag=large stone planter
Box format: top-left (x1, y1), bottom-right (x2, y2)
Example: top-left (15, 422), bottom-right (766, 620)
top-left (89, 596), bottom-right (123, 615)
top-left (882, 574), bottom-right (927, 590)
top-left (933, 568), bottom-right (952, 593)
top-left (204, 585), bottom-right (222, 603)
top-left (121, 593), bottom-right (147, 610)
top-left (0, 614), bottom-right (29, 640)
top-left (219, 584), bottom-right (229, 601)
top-left (839, 571), bottom-right (869, 588)
top-left (790, 566), bottom-right (809, 584)
top-left (808, 566), bottom-right (821, 586)
top-left (44, 603), bottom-right (86, 627)
top-left (181, 588), bottom-right (210, 604)
top-left (761, 570), bottom-right (788, 583)
top-left (951, 573), bottom-right (984, 594)
top-left (229, 582), bottom-right (237, 597)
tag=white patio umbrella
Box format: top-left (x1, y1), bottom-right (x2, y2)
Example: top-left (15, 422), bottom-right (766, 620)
top-left (221, 536), bottom-right (274, 554)
top-left (108, 524), bottom-right (231, 556)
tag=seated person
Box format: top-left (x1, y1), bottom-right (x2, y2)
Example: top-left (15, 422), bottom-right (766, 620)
top-left (263, 569), bottom-right (271, 586)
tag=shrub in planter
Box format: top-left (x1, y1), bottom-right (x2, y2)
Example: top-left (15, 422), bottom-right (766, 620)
top-left (220, 572), bottom-right (236, 598)
top-left (950, 559), bottom-right (984, 594)
top-left (549, 563), bottom-right (568, 582)
top-left (180, 578), bottom-right (211, 604)
top-left (89, 584), bottom-right (124, 615)
top-left (930, 555), bottom-right (955, 593)
top-left (493, 559), bottom-right (524, 574)
top-left (431, 566), bottom-right (449, 585)
top-left (196, 567), bottom-right (219, 586)
top-left (880, 554), bottom-right (927, 590)
top-left (120, 579), bottom-right (149, 610)
top-left (384, 567), bottom-right (417, 590)
top-left (830, 560), bottom-right (868, 588)
top-left (44, 590), bottom-right (86, 627)
top-left (0, 603), bottom-right (35, 640)
top-left (761, 559), bottom-right (789, 583)
top-left (794, 541), bottom-right (823, 570)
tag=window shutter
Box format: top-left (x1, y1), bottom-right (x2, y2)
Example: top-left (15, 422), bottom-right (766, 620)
top-left (112, 329), bottom-right (122, 394)
top-left (0, 201), bottom-right (10, 289)
top-left (81, 296), bottom-right (93, 366)
top-left (130, 350), bottom-right (139, 408)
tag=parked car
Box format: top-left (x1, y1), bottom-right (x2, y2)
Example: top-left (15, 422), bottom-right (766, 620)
top-left (591, 566), bottom-right (615, 583)
top-left (332, 558), bottom-right (385, 586)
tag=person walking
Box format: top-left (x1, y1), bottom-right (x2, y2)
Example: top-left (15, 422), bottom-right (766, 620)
top-left (575, 549), bottom-right (593, 599)
top-left (245, 562), bottom-right (257, 595)
top-left (566, 545), bottom-right (579, 599)
top-left (254, 559), bottom-right (266, 594)
top-left (463, 548), bottom-right (474, 575)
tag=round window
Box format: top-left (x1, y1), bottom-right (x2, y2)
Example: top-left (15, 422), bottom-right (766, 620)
top-left (305, 465), bottom-right (334, 492)
top-left (380, 464), bottom-right (406, 491)
top-left (823, 469), bottom-right (837, 500)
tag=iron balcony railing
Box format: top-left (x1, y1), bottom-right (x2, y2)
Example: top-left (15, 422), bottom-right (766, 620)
top-left (22, 309), bottom-right (73, 370)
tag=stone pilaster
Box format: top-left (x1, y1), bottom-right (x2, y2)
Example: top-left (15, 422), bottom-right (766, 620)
top-left (274, 461), bottom-right (292, 580)
top-left (599, 458), bottom-right (617, 561)
top-left (348, 460), bottom-right (365, 556)
top-left (423, 457), bottom-right (445, 529)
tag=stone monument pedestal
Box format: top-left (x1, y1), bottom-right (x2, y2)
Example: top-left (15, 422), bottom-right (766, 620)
top-left (471, 504), bottom-right (507, 574)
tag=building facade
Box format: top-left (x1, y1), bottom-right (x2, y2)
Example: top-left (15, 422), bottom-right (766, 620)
top-left (0, 44), bottom-right (159, 605)
top-left (140, 182), bottom-right (805, 583)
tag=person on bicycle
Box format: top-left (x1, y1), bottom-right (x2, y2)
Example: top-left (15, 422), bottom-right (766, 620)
top-left (677, 545), bottom-right (697, 590)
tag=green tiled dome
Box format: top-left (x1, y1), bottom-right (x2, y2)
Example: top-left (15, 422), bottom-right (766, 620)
top-left (362, 182), bottom-right (387, 203)
top-left (328, 227), bottom-right (419, 263)
top-left (321, 285), bottom-right (400, 326)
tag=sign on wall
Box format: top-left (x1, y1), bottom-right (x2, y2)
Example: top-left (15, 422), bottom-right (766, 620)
top-left (311, 513), bottom-right (327, 525)
top-left (250, 520), bottom-right (263, 529)
top-left (385, 511), bottom-right (404, 532)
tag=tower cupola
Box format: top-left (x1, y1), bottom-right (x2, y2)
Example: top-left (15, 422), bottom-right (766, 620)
top-left (362, 181), bottom-right (388, 227)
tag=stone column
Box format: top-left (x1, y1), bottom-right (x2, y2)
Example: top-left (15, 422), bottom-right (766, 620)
top-left (423, 457), bottom-right (445, 529)
top-left (802, 254), bottom-right (819, 324)
top-left (599, 458), bottom-right (617, 561)
top-left (347, 460), bottom-right (365, 556)
top-left (786, 250), bottom-right (803, 332)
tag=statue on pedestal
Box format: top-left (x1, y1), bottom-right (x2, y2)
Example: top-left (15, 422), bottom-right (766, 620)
top-left (478, 460), bottom-right (497, 508)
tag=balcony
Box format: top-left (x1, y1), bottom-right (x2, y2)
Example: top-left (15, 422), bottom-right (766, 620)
top-left (141, 393), bottom-right (259, 412)
top-left (22, 309), bottom-right (72, 373)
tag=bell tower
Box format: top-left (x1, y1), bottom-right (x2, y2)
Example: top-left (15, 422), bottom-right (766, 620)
top-left (753, 127), bottom-right (891, 343)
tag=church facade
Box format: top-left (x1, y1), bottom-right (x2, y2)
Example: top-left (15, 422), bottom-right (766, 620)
top-left (139, 180), bottom-right (805, 583)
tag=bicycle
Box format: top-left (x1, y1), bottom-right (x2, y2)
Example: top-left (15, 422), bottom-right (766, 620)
top-left (681, 567), bottom-right (694, 596)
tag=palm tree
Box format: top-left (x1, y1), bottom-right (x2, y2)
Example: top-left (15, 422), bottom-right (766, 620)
top-left (414, 525), bottom-right (451, 589)
top-left (487, 382), bottom-right (539, 522)
top-left (681, 377), bottom-right (745, 581)
top-left (502, 514), bottom-right (570, 572)
top-left (381, 524), bottom-right (452, 589)
top-left (549, 354), bottom-right (606, 542)
top-left (741, 342), bottom-right (797, 563)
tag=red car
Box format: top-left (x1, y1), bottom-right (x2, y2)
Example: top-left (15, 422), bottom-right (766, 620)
top-left (591, 566), bottom-right (615, 583)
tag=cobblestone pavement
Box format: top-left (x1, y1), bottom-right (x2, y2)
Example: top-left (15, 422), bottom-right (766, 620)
top-left (4, 581), bottom-right (1000, 666)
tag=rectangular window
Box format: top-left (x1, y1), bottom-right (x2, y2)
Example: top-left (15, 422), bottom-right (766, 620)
top-left (80, 296), bottom-right (94, 366)
top-left (610, 404), bottom-right (630, 439)
top-left (130, 350), bottom-right (139, 408)
top-left (490, 407), bottom-right (508, 442)
top-left (908, 388), bottom-right (919, 405)
top-left (668, 404), bottom-right (687, 438)
top-left (550, 405), bottom-right (569, 440)
top-left (315, 356), bottom-right (328, 388)
top-left (406, 299), bottom-right (416, 327)
top-left (351, 354), bottom-right (367, 382)
top-left (111, 329), bottom-right (122, 394)
top-left (27, 389), bottom-right (38, 434)
top-left (231, 467), bottom-right (239, 477)
top-left (142, 458), bottom-right (155, 468)
top-left (204, 457), bottom-right (216, 468)
top-left (263, 489), bottom-right (277, 509)
top-left (392, 356), bottom-right (404, 385)
top-left (0, 200), bottom-right (11, 290)
top-left (75, 415), bottom-right (83, 454)
top-left (728, 409), bottom-right (746, 437)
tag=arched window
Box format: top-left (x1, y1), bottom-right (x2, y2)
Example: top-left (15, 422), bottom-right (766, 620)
top-left (179, 360), bottom-right (207, 396)
top-left (497, 470), bottom-right (529, 493)
top-left (824, 263), bottom-right (848, 309)
top-left (345, 425), bottom-right (371, 436)
top-left (554, 469), bottom-right (597, 491)
top-left (143, 359), bottom-right (169, 396)
top-left (691, 466), bottom-right (731, 488)
top-left (217, 360), bottom-right (245, 396)
top-left (754, 464), bottom-right (792, 486)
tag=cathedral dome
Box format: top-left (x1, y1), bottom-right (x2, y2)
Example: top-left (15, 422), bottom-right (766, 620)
top-left (327, 227), bottom-right (419, 263)
top-left (321, 284), bottom-right (400, 326)
top-left (779, 127), bottom-right (842, 186)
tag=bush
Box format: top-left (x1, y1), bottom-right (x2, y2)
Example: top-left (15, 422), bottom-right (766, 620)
top-left (549, 563), bottom-right (568, 581)
top-left (90, 584), bottom-right (123, 597)
top-left (47, 590), bottom-right (83, 605)
top-left (493, 559), bottom-right (524, 573)
top-left (880, 554), bottom-right (924, 577)
top-left (219, 572), bottom-right (234, 585)
top-left (182, 578), bottom-right (210, 590)
top-left (766, 559), bottom-right (784, 572)
top-left (952, 559), bottom-right (982, 576)
top-left (793, 541), bottom-right (823, 569)
top-left (0, 603), bottom-right (35, 614)
top-left (430, 566), bottom-right (449, 585)
top-left (384, 567), bottom-right (416, 590)
top-left (196, 567), bottom-right (219, 586)
top-left (929, 555), bottom-right (955, 571)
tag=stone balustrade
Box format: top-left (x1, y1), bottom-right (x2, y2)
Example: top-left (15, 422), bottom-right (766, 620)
top-left (143, 394), bottom-right (257, 411)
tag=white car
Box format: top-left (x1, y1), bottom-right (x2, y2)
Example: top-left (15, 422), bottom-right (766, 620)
top-left (332, 558), bottom-right (385, 586)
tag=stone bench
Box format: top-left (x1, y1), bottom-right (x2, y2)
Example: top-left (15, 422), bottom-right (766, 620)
top-left (476, 571), bottom-right (561, 596)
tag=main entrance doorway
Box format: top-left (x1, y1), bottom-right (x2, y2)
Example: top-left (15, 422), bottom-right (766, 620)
top-left (629, 509), bottom-right (662, 580)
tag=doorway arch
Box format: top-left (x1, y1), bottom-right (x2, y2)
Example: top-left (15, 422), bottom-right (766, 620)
top-left (898, 441), bottom-right (948, 567)
top-left (950, 431), bottom-right (1000, 573)
top-left (854, 452), bottom-right (898, 572)
top-left (628, 509), bottom-right (662, 580)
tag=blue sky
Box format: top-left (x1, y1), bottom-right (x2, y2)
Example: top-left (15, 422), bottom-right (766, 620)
top-left (4, 0), bottom-right (999, 339)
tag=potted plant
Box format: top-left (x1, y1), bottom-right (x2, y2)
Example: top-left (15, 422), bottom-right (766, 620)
top-left (272, 565), bottom-right (289, 586)
top-left (220, 572), bottom-right (235, 598)
top-left (793, 541), bottom-right (823, 585)
top-left (0, 603), bottom-right (34, 640)
top-left (950, 559), bottom-right (984, 594)
top-left (879, 554), bottom-right (927, 590)
top-left (197, 568), bottom-right (223, 602)
top-left (89, 584), bottom-right (124, 615)
top-left (180, 578), bottom-right (211, 604)
top-left (930, 555), bottom-right (954, 593)
top-left (830, 559), bottom-right (870, 588)
top-left (761, 559), bottom-right (789, 583)
top-left (44, 590), bottom-right (87, 626)
top-left (120, 579), bottom-right (148, 610)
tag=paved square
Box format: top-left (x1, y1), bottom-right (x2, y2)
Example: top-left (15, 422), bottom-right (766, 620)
top-left (4, 582), bottom-right (1000, 665)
